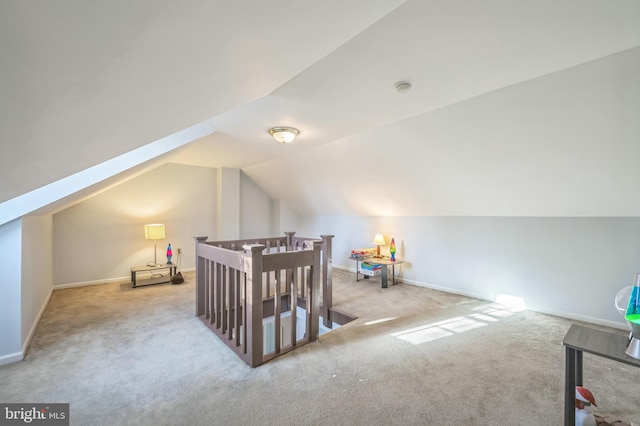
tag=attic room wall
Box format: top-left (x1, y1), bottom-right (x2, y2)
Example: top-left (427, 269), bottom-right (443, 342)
top-left (0, 219), bottom-right (22, 365)
top-left (239, 171), bottom-right (302, 239)
top-left (270, 200), bottom-right (302, 237)
top-left (53, 163), bottom-right (216, 286)
top-left (21, 215), bottom-right (53, 349)
top-left (240, 171), bottom-right (273, 238)
top-left (217, 168), bottom-right (240, 240)
top-left (300, 215), bottom-right (640, 328)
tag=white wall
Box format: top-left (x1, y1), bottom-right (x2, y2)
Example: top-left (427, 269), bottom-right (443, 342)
top-left (0, 219), bottom-right (23, 364)
top-left (270, 200), bottom-right (302, 237)
top-left (218, 168), bottom-right (240, 240)
top-left (53, 163), bottom-right (216, 286)
top-left (301, 215), bottom-right (640, 328)
top-left (21, 215), bottom-right (53, 349)
top-left (240, 171), bottom-right (273, 238)
top-left (280, 202), bottom-right (301, 236)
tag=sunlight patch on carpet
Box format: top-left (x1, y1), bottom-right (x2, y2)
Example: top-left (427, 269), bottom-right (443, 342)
top-left (494, 294), bottom-right (527, 312)
top-left (364, 317), bottom-right (396, 326)
top-left (391, 301), bottom-right (527, 345)
top-left (469, 313), bottom-right (499, 322)
top-left (391, 323), bottom-right (454, 345)
top-left (391, 316), bottom-right (487, 345)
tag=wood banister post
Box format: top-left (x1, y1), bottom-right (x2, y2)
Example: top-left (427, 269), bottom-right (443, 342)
top-left (194, 236), bottom-right (208, 316)
top-left (309, 240), bottom-right (322, 341)
top-left (283, 232), bottom-right (296, 311)
top-left (320, 235), bottom-right (334, 328)
top-left (244, 244), bottom-right (265, 367)
top-left (284, 231), bottom-right (296, 251)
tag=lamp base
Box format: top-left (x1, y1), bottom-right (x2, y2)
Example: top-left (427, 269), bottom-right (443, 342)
top-left (626, 335), bottom-right (640, 359)
top-left (145, 240), bottom-right (159, 267)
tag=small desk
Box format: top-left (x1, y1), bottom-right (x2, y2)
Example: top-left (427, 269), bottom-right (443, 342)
top-left (130, 264), bottom-right (177, 288)
top-left (562, 324), bottom-right (640, 425)
top-left (350, 257), bottom-right (403, 288)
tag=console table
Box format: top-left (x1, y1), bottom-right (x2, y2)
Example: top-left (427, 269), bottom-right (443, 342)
top-left (130, 264), bottom-right (177, 288)
top-left (350, 257), bottom-right (403, 288)
top-left (562, 324), bottom-right (640, 425)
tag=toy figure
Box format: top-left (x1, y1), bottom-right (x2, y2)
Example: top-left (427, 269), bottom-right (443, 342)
top-left (575, 386), bottom-right (597, 426)
top-left (166, 243), bottom-right (173, 265)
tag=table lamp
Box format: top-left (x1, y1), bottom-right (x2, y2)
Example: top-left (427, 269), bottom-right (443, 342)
top-left (372, 233), bottom-right (386, 257)
top-left (145, 224), bottom-right (166, 266)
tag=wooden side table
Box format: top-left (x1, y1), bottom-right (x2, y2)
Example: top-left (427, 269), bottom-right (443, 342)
top-left (130, 264), bottom-right (177, 288)
top-left (562, 324), bottom-right (640, 425)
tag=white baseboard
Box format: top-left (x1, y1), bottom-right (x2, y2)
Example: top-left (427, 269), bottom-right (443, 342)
top-left (54, 267), bottom-right (195, 289)
top-left (54, 276), bottom-right (130, 289)
top-left (334, 265), bottom-right (354, 273)
top-left (21, 286), bottom-right (54, 356)
top-left (333, 264), bottom-right (628, 331)
top-left (524, 305), bottom-right (628, 331)
top-left (0, 351), bottom-right (23, 366)
top-left (334, 264), bottom-right (353, 272)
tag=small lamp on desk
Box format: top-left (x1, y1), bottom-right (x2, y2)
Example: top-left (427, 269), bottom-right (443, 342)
top-left (144, 224), bottom-right (166, 267)
top-left (372, 233), bottom-right (386, 257)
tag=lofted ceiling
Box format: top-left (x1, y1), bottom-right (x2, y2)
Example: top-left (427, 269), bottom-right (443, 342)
top-left (2, 0), bottom-right (640, 221)
top-left (0, 0), bottom-right (404, 203)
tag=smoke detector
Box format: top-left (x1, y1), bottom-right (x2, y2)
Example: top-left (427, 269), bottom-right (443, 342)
top-left (394, 81), bottom-right (412, 94)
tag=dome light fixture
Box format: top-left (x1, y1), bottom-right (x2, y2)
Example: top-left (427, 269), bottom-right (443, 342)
top-left (269, 127), bottom-right (299, 144)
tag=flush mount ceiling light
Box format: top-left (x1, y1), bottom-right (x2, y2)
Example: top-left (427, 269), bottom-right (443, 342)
top-left (394, 81), bottom-right (412, 94)
top-left (269, 127), bottom-right (299, 144)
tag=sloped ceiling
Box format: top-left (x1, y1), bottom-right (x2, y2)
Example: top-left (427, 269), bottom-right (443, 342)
top-left (0, 0), bottom-right (404, 203)
top-left (2, 0), bottom-right (640, 220)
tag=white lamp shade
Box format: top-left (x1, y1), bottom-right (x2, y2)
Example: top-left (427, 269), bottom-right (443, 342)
top-left (372, 233), bottom-right (386, 246)
top-left (145, 224), bottom-right (166, 240)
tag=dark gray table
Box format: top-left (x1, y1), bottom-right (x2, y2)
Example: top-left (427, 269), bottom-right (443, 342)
top-left (130, 263), bottom-right (177, 288)
top-left (562, 324), bottom-right (640, 425)
top-left (371, 258), bottom-right (403, 288)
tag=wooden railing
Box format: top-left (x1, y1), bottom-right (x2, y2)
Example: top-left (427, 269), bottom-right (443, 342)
top-left (194, 233), bottom-right (333, 367)
top-left (289, 233), bottom-right (333, 328)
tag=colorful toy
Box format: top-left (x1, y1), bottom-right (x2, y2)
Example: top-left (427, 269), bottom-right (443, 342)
top-left (575, 386), bottom-right (597, 426)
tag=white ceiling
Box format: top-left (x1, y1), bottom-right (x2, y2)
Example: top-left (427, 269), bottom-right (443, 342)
top-left (171, 0), bottom-right (640, 170)
top-left (0, 0), bottom-right (403, 203)
top-left (2, 0), bottom-right (640, 219)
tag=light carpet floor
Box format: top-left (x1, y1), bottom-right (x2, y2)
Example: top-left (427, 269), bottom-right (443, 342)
top-left (1, 269), bottom-right (639, 425)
